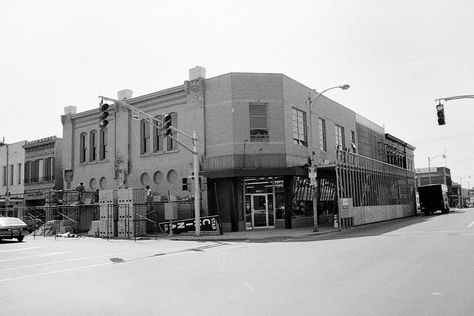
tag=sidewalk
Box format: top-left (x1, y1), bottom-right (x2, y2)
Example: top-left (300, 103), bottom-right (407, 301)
top-left (167, 225), bottom-right (339, 241)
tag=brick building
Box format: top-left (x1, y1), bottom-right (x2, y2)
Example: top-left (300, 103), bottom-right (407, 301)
top-left (61, 67), bottom-right (415, 232)
top-left (23, 136), bottom-right (63, 207)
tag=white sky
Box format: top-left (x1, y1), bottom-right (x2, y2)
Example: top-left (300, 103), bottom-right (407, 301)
top-left (1, 0), bottom-right (474, 187)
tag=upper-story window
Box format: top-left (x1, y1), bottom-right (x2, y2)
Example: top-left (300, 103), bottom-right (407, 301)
top-left (80, 132), bottom-right (87, 163)
top-left (292, 108), bottom-right (307, 146)
top-left (319, 118), bottom-right (327, 152)
top-left (25, 159), bottom-right (40, 183)
top-left (166, 113), bottom-right (178, 151)
top-left (9, 165), bottom-right (13, 185)
top-left (24, 162), bottom-right (30, 184)
top-left (17, 163), bottom-right (22, 184)
top-left (140, 119), bottom-right (151, 154)
top-left (249, 103), bottom-right (269, 142)
top-left (43, 157), bottom-right (54, 181)
top-left (99, 128), bottom-right (107, 160)
top-left (335, 125), bottom-right (345, 150)
top-left (2, 166), bottom-right (5, 186)
top-left (351, 130), bottom-right (356, 153)
top-left (89, 131), bottom-right (97, 162)
top-left (154, 114), bottom-right (164, 152)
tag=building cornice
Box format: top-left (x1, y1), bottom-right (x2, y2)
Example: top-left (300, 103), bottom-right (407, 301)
top-left (24, 136), bottom-right (59, 151)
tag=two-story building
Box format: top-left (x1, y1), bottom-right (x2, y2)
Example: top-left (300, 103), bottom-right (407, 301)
top-left (0, 140), bottom-right (27, 208)
top-left (62, 67), bottom-right (416, 232)
top-left (23, 136), bottom-right (63, 207)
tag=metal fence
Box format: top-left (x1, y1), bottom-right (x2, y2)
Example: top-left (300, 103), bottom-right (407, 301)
top-left (336, 149), bottom-right (416, 207)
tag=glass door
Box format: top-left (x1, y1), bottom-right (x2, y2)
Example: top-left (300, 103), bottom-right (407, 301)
top-left (252, 194), bottom-right (268, 228)
top-left (245, 194), bottom-right (275, 229)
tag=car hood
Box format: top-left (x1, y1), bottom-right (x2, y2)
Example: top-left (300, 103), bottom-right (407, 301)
top-left (0, 217), bottom-right (28, 228)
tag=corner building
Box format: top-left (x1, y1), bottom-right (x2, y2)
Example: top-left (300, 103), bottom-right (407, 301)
top-left (62, 68), bottom-right (416, 232)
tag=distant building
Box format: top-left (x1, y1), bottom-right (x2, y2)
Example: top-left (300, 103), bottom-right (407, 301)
top-left (415, 166), bottom-right (452, 187)
top-left (23, 136), bottom-right (63, 207)
top-left (0, 141), bottom-right (27, 208)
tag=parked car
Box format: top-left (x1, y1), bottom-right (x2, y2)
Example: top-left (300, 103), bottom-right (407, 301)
top-left (0, 217), bottom-right (29, 242)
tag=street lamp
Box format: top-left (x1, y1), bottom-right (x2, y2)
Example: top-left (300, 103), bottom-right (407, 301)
top-left (427, 154), bottom-right (446, 185)
top-left (308, 84), bottom-right (350, 232)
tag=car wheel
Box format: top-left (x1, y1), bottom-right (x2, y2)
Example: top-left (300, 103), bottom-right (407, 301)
top-left (17, 236), bottom-right (24, 242)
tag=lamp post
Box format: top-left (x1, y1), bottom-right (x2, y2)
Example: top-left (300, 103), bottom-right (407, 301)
top-left (308, 84), bottom-right (350, 232)
top-left (427, 154), bottom-right (446, 185)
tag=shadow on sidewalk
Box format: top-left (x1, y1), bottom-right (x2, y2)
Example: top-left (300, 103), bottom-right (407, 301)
top-left (246, 210), bottom-right (462, 243)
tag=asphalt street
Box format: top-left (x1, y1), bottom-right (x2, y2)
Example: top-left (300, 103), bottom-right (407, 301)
top-left (1, 209), bottom-right (473, 316)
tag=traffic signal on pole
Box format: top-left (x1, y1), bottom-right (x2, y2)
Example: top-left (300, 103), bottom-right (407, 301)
top-left (163, 114), bottom-right (172, 136)
top-left (99, 102), bottom-right (110, 128)
top-left (436, 103), bottom-right (445, 125)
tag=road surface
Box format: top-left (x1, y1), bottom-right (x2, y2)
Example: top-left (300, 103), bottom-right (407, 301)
top-left (1, 209), bottom-right (473, 315)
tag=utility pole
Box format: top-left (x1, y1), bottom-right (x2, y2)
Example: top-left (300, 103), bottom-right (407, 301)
top-left (0, 138), bottom-right (9, 208)
top-left (307, 84), bottom-right (350, 232)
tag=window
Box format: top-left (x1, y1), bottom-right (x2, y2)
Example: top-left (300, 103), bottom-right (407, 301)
top-left (80, 132), bottom-right (87, 163)
top-left (25, 160), bottom-right (40, 183)
top-left (292, 108), bottom-right (307, 146)
top-left (351, 130), bottom-right (356, 153)
top-left (2, 166), bottom-right (5, 186)
top-left (335, 125), bottom-right (345, 149)
top-left (99, 128), bottom-right (107, 160)
top-left (249, 103), bottom-right (269, 142)
top-left (44, 157), bottom-right (54, 181)
top-left (32, 159), bottom-right (40, 183)
top-left (319, 118), bottom-right (327, 152)
top-left (24, 161), bottom-right (30, 184)
top-left (166, 113), bottom-right (178, 151)
top-left (17, 163), bottom-right (21, 184)
top-left (154, 114), bottom-right (164, 152)
top-left (140, 119), bottom-right (151, 154)
top-left (9, 165), bottom-right (13, 185)
top-left (89, 131), bottom-right (97, 162)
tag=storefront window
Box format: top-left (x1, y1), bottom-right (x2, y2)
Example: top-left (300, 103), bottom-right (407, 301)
top-left (275, 179), bottom-right (285, 220)
top-left (291, 177), bottom-right (313, 218)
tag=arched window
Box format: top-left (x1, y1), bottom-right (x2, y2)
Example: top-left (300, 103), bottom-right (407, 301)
top-left (89, 130), bottom-right (97, 162)
top-left (80, 132), bottom-right (87, 163)
top-left (99, 128), bottom-right (107, 160)
top-left (140, 120), bottom-right (151, 154)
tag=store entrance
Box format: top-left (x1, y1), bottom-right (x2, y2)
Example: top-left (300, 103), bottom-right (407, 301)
top-left (245, 194), bottom-right (275, 229)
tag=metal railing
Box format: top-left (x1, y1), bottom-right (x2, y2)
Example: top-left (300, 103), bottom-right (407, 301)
top-left (336, 149), bottom-right (416, 207)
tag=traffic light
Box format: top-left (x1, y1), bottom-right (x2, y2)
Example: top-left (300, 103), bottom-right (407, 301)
top-left (436, 103), bottom-right (445, 125)
top-left (99, 102), bottom-right (110, 128)
top-left (182, 177), bottom-right (189, 191)
top-left (163, 114), bottom-right (172, 136)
